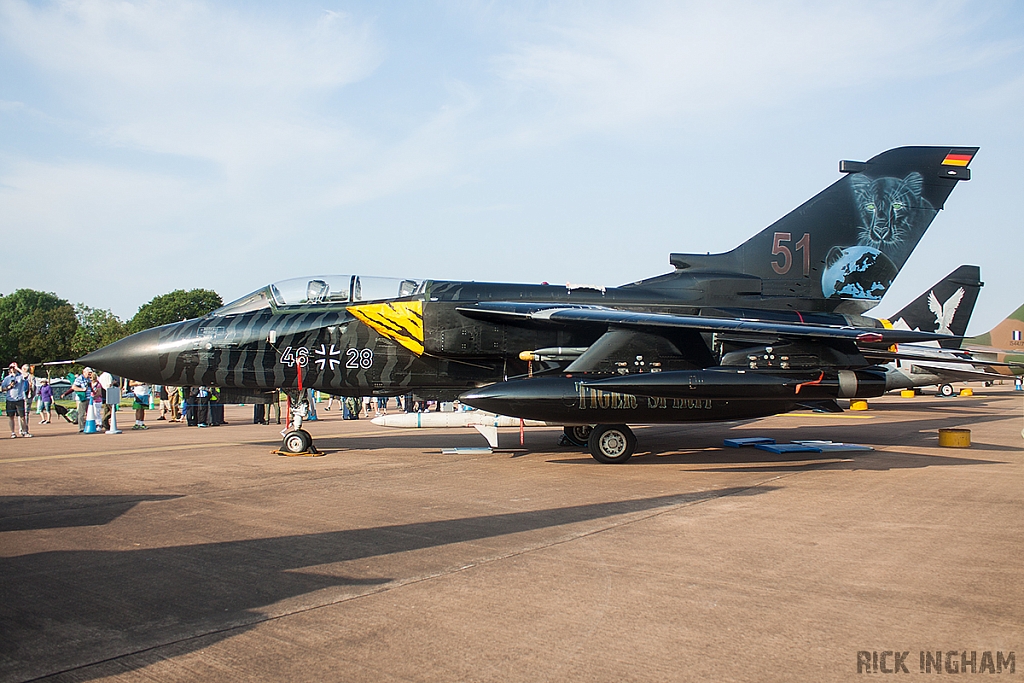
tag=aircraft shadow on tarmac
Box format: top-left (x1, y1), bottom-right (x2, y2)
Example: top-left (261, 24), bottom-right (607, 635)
top-left (0, 488), bottom-right (774, 682)
top-left (663, 451), bottom-right (998, 473)
top-left (0, 495), bottom-right (182, 533)
top-left (546, 449), bottom-right (1002, 472)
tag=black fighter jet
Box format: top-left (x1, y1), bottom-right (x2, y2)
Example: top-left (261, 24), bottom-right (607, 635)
top-left (82, 146), bottom-right (976, 461)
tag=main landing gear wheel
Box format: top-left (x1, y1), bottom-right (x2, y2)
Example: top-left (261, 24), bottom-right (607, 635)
top-left (588, 424), bottom-right (637, 464)
top-left (938, 383), bottom-right (955, 397)
top-left (562, 425), bottom-right (594, 448)
top-left (281, 429), bottom-right (314, 454)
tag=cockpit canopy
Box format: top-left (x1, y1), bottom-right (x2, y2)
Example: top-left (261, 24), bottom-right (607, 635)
top-left (271, 275), bottom-right (423, 306)
top-left (213, 275), bottom-right (424, 316)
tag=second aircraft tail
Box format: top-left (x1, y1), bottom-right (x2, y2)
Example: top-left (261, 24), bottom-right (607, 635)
top-left (885, 265), bottom-right (982, 349)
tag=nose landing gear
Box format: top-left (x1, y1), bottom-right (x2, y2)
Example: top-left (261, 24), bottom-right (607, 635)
top-left (281, 428), bottom-right (317, 454)
top-left (278, 390), bottom-right (321, 455)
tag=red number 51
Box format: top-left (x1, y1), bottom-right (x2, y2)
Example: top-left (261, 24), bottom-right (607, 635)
top-left (771, 232), bottom-right (810, 276)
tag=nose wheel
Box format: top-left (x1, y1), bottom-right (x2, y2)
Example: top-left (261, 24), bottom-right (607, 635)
top-left (588, 424), bottom-right (636, 464)
top-left (280, 429), bottom-right (319, 455)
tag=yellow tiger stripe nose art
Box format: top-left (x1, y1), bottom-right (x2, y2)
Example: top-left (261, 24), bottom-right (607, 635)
top-left (347, 300), bottom-right (425, 355)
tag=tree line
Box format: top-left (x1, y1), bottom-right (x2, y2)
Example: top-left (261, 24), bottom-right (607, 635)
top-left (0, 288), bottom-right (223, 368)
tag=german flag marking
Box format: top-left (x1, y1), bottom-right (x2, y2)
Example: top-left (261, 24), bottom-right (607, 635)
top-left (348, 300), bottom-right (425, 355)
top-left (941, 151), bottom-right (974, 167)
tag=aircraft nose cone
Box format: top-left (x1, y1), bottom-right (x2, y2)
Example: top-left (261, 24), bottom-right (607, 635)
top-left (79, 326), bottom-right (166, 384)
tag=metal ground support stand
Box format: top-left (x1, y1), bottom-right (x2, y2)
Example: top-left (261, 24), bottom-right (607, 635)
top-left (104, 385), bottom-right (122, 435)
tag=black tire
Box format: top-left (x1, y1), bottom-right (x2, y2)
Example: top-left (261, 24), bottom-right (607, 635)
top-left (282, 429), bottom-right (313, 453)
top-left (562, 425), bottom-right (593, 448)
top-left (939, 384), bottom-right (955, 397)
top-left (588, 424), bottom-right (636, 464)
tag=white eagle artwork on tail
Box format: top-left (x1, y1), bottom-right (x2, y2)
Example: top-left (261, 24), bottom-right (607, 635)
top-left (927, 287), bottom-right (965, 335)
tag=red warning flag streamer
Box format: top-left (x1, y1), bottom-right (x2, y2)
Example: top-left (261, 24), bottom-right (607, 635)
top-left (794, 371), bottom-right (824, 395)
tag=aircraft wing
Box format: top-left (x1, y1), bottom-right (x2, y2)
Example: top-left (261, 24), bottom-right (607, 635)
top-left (457, 303), bottom-right (956, 346)
top-left (961, 344), bottom-right (1024, 361)
top-left (862, 350), bottom-right (1024, 367)
top-left (899, 363), bottom-right (1007, 382)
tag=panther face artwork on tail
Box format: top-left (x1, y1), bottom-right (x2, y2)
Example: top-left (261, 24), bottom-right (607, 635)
top-left (850, 171), bottom-right (934, 266)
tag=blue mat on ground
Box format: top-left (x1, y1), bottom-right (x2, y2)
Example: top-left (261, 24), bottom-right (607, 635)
top-left (724, 437), bottom-right (872, 454)
top-left (724, 437), bottom-right (776, 448)
top-left (803, 443), bottom-right (873, 453)
top-left (754, 443), bottom-right (821, 454)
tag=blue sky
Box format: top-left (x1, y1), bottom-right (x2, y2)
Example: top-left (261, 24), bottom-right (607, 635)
top-left (1, 1), bottom-right (1022, 333)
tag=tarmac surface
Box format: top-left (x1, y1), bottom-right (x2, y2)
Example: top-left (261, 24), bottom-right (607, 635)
top-left (1, 389), bottom-right (1022, 682)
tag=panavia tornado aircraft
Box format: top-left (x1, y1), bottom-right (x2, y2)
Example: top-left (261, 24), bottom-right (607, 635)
top-left (82, 146), bottom-right (977, 461)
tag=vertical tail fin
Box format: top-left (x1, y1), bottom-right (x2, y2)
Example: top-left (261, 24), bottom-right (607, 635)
top-left (669, 146), bottom-right (977, 312)
top-left (885, 265), bottom-right (982, 348)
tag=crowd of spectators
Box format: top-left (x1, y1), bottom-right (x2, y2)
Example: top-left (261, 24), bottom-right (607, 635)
top-left (157, 385), bottom-right (228, 428)
top-left (4, 362), bottom-right (456, 439)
